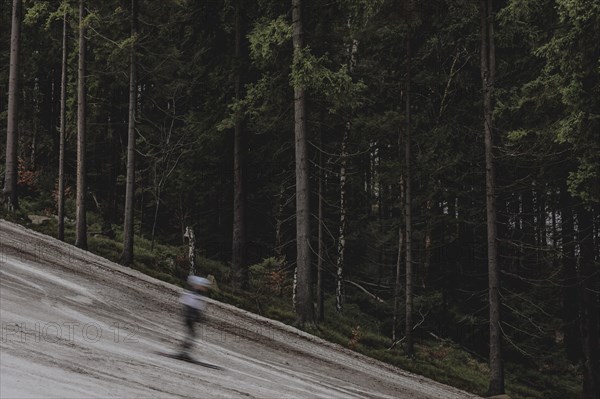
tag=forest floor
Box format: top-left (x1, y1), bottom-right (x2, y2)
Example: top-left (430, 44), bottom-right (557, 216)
top-left (0, 219), bottom-right (481, 399)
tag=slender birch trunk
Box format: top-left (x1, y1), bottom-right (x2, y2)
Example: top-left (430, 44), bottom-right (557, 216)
top-left (184, 226), bottom-right (196, 276)
top-left (317, 132), bottom-right (325, 321)
top-left (121, 0), bottom-right (137, 265)
top-left (274, 184), bottom-right (285, 259)
top-left (335, 126), bottom-right (348, 314)
top-left (335, 31), bottom-right (358, 314)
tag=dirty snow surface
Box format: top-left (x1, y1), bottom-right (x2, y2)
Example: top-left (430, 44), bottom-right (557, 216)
top-left (0, 220), bottom-right (479, 399)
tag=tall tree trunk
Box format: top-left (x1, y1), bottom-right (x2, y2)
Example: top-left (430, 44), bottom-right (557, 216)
top-left (422, 200), bottom-right (433, 288)
top-left (317, 132), bottom-right (325, 321)
top-left (57, 4), bottom-right (67, 240)
top-left (75, 0), bottom-right (87, 250)
top-left (393, 174), bottom-right (405, 343)
top-left (292, 0), bottom-right (313, 326)
top-left (560, 187), bottom-right (580, 362)
top-left (121, 0), bottom-right (137, 266)
top-left (274, 184), bottom-right (285, 259)
top-left (335, 126), bottom-right (348, 314)
top-left (232, 0), bottom-right (248, 289)
top-left (577, 206), bottom-right (600, 399)
top-left (521, 186), bottom-right (535, 275)
top-left (150, 185), bottom-right (160, 251)
top-left (184, 226), bottom-right (196, 276)
top-left (335, 33), bottom-right (358, 315)
top-left (30, 102), bottom-right (37, 170)
top-left (480, 0), bottom-right (503, 394)
top-left (404, 36), bottom-right (414, 358)
top-left (537, 186), bottom-right (547, 248)
top-left (3, 0), bottom-right (21, 211)
top-left (102, 116), bottom-right (117, 238)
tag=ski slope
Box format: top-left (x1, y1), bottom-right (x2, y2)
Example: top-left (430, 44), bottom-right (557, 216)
top-left (0, 219), bottom-right (480, 399)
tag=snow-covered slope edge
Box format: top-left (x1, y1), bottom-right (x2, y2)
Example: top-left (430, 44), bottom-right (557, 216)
top-left (1, 219), bottom-right (481, 399)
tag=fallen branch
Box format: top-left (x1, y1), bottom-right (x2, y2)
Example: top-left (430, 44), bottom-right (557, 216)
top-left (388, 336), bottom-right (406, 351)
top-left (344, 279), bottom-right (384, 303)
top-left (388, 308), bottom-right (428, 350)
top-left (428, 331), bottom-right (452, 343)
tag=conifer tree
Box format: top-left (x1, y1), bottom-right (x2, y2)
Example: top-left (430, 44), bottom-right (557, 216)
top-left (292, 0), bottom-right (313, 325)
top-left (3, 0), bottom-right (22, 211)
top-left (75, 0), bottom-right (87, 250)
top-left (480, 0), bottom-right (503, 394)
top-left (57, 1), bottom-right (68, 241)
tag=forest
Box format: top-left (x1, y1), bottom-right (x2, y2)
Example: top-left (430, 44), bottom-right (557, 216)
top-left (1, 0), bottom-right (599, 398)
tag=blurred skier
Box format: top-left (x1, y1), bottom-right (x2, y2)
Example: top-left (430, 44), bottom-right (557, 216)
top-left (178, 275), bottom-right (211, 360)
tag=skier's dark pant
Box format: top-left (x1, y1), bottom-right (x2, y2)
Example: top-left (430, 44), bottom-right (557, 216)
top-left (181, 305), bottom-right (201, 353)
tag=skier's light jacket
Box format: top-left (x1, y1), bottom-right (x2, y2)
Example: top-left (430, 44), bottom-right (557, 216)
top-left (180, 290), bottom-right (206, 311)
